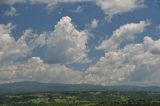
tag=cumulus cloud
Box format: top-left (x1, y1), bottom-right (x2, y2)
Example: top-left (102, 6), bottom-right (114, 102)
top-left (0, 57), bottom-right (83, 84)
top-left (1, 16), bottom-right (160, 86)
top-left (80, 20), bottom-right (160, 86)
top-left (84, 52), bottom-right (135, 85)
top-left (87, 19), bottom-right (99, 29)
top-left (4, 6), bottom-right (17, 17)
top-left (0, 16), bottom-right (89, 84)
top-left (97, 20), bottom-right (151, 51)
top-left (0, 16), bottom-right (90, 64)
top-left (2, 36), bottom-right (159, 85)
top-left (96, 0), bottom-right (144, 20)
top-left (0, 16), bottom-right (89, 85)
top-left (1, 36), bottom-right (160, 85)
top-left (0, 23), bottom-right (31, 64)
top-left (120, 37), bottom-right (160, 85)
top-left (85, 36), bottom-right (160, 86)
top-left (87, 20), bottom-right (160, 86)
top-left (0, 0), bottom-right (159, 86)
top-left (36, 16), bottom-right (90, 64)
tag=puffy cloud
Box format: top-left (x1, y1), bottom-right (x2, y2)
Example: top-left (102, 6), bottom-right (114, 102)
top-left (120, 37), bottom-right (160, 85)
top-left (0, 23), bottom-right (31, 64)
top-left (4, 6), bottom-right (17, 17)
top-left (87, 19), bottom-right (99, 29)
top-left (0, 16), bottom-right (90, 64)
top-left (36, 16), bottom-right (90, 64)
top-left (89, 20), bottom-right (160, 86)
top-left (97, 20), bottom-right (150, 51)
top-left (96, 0), bottom-right (144, 20)
top-left (1, 36), bottom-right (160, 85)
top-left (0, 57), bottom-right (83, 84)
top-left (0, 15), bottom-right (159, 86)
top-left (0, 0), bottom-right (159, 86)
top-left (0, 16), bottom-right (89, 84)
top-left (85, 36), bottom-right (160, 86)
top-left (84, 52), bottom-right (135, 85)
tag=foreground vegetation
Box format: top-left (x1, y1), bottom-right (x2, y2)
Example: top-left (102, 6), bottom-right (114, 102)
top-left (0, 91), bottom-right (160, 106)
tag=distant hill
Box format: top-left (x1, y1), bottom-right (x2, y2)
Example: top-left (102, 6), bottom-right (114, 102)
top-left (0, 81), bottom-right (160, 93)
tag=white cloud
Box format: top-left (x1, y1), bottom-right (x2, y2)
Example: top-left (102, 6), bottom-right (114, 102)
top-left (87, 20), bottom-right (160, 86)
top-left (0, 16), bottom-right (90, 84)
top-left (72, 6), bottom-right (84, 13)
top-left (0, 16), bottom-right (90, 64)
top-left (87, 19), bottom-right (99, 29)
top-left (37, 16), bottom-right (90, 64)
top-left (85, 36), bottom-right (160, 86)
top-left (1, 36), bottom-right (160, 86)
top-left (0, 23), bottom-right (31, 64)
top-left (96, 0), bottom-right (144, 20)
top-left (0, 57), bottom-right (83, 84)
top-left (83, 52), bottom-right (135, 85)
top-left (97, 20), bottom-right (150, 51)
top-left (4, 6), bottom-right (17, 17)
top-left (1, 1), bottom-right (160, 86)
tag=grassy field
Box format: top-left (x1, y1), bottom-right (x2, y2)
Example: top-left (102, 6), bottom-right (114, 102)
top-left (0, 91), bottom-right (160, 106)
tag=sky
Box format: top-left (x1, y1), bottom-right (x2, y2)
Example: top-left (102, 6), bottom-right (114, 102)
top-left (0, 0), bottom-right (160, 86)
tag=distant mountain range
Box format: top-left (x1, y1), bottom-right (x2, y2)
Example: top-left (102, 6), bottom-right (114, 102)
top-left (0, 81), bottom-right (160, 93)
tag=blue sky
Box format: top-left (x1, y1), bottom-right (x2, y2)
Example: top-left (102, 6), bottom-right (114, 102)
top-left (0, 0), bottom-right (160, 86)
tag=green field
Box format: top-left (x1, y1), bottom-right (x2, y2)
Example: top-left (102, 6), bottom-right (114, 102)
top-left (0, 91), bottom-right (160, 106)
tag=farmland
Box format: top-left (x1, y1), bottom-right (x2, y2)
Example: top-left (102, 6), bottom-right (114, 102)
top-left (0, 91), bottom-right (160, 106)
